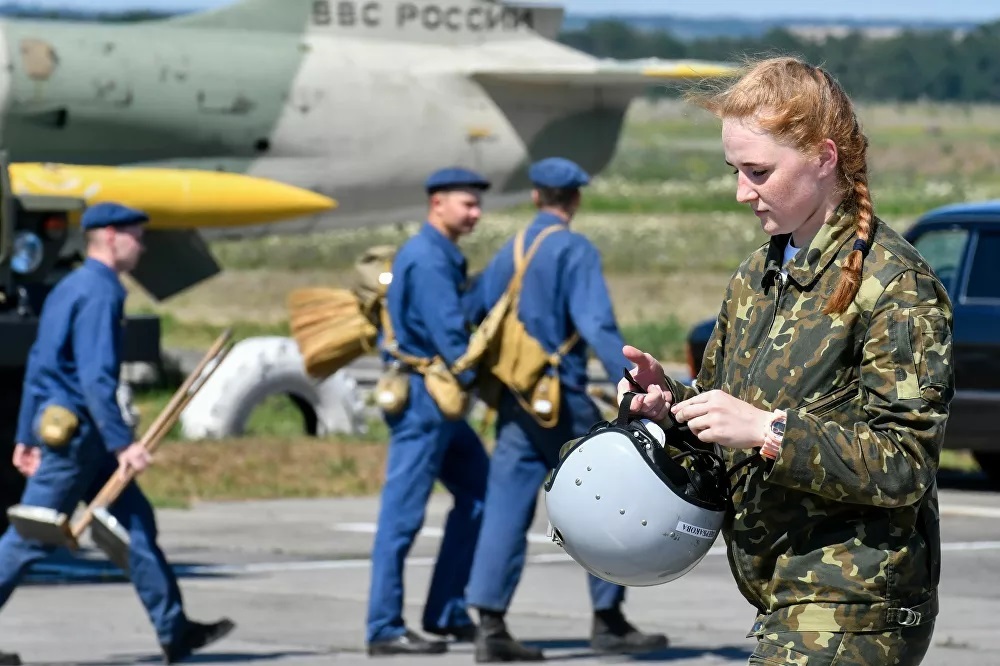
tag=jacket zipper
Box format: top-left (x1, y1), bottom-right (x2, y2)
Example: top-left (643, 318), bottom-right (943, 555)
top-left (741, 271), bottom-right (785, 403)
top-left (732, 270), bottom-right (785, 614)
top-left (803, 380), bottom-right (861, 417)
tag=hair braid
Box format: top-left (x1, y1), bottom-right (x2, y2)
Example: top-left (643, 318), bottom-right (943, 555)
top-left (824, 171), bottom-right (873, 314)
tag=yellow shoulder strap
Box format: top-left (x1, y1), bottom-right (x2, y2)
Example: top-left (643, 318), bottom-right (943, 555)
top-left (515, 225), bottom-right (581, 357)
top-left (509, 225), bottom-right (563, 301)
top-left (378, 278), bottom-right (432, 372)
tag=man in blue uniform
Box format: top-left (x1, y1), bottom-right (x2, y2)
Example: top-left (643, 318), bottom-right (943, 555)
top-left (366, 168), bottom-right (492, 656)
top-left (462, 158), bottom-right (669, 662)
top-left (0, 202), bottom-right (234, 665)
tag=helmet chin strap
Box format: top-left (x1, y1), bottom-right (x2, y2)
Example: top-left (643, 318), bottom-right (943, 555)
top-left (615, 368), bottom-right (763, 515)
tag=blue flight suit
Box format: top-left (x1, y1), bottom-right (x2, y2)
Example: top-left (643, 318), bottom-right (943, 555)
top-left (0, 258), bottom-right (187, 646)
top-left (463, 211), bottom-right (629, 614)
top-left (366, 222), bottom-right (490, 643)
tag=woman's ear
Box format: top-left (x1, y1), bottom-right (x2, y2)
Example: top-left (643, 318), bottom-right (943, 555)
top-left (817, 138), bottom-right (839, 179)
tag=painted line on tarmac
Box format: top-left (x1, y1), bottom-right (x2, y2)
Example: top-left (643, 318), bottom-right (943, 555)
top-left (335, 521), bottom-right (556, 544)
top-left (940, 504), bottom-right (1000, 519)
top-left (24, 540), bottom-right (1000, 583)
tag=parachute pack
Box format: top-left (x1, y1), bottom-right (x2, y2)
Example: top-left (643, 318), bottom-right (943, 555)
top-left (286, 244), bottom-right (396, 380)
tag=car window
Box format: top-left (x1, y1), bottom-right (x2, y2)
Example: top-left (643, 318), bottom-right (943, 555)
top-left (911, 228), bottom-right (970, 296)
top-left (965, 230), bottom-right (1000, 301)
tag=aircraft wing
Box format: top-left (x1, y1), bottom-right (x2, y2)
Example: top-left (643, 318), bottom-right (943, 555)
top-left (469, 58), bottom-right (739, 87)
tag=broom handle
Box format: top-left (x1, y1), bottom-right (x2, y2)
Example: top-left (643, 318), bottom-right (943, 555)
top-left (70, 329), bottom-right (233, 539)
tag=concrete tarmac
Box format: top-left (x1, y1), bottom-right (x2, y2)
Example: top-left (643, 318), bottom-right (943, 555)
top-left (1, 476), bottom-right (998, 665)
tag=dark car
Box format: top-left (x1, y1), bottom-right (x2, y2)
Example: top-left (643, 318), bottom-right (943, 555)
top-left (685, 204), bottom-right (1000, 482)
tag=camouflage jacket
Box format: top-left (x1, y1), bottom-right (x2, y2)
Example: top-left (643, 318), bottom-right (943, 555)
top-left (663, 207), bottom-right (954, 635)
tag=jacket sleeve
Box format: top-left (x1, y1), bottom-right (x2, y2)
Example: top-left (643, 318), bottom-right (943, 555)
top-left (410, 259), bottom-right (477, 387)
top-left (462, 245), bottom-right (512, 327)
top-left (14, 350), bottom-right (41, 446)
top-left (462, 270), bottom-right (488, 327)
top-left (763, 270), bottom-right (954, 507)
top-left (565, 241), bottom-right (628, 381)
top-left (71, 295), bottom-right (134, 453)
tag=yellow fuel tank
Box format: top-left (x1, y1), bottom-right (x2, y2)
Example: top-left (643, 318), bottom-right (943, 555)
top-left (9, 163), bottom-right (336, 229)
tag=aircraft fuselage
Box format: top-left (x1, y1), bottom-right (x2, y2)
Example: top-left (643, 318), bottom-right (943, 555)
top-left (0, 7), bottom-right (635, 236)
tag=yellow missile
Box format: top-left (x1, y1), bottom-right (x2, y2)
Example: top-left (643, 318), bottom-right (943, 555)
top-left (9, 162), bottom-right (337, 230)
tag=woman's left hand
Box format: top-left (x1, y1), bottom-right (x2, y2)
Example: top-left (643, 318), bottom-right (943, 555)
top-left (671, 390), bottom-right (773, 450)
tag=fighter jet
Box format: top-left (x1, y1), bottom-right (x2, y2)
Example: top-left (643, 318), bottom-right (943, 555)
top-left (0, 0), bottom-right (736, 253)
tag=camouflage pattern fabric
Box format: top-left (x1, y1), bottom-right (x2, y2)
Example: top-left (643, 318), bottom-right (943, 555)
top-left (662, 205), bottom-right (954, 638)
top-left (748, 621), bottom-right (934, 665)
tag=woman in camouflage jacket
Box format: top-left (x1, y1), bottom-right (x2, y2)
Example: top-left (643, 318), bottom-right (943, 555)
top-left (619, 57), bottom-right (954, 666)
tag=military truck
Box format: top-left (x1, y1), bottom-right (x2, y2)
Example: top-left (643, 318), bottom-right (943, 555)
top-left (0, 154), bottom-right (162, 534)
top-left (685, 206), bottom-right (1000, 484)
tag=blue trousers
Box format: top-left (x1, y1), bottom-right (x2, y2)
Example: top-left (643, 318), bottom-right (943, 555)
top-left (0, 428), bottom-right (187, 646)
top-left (465, 388), bottom-right (625, 613)
top-left (366, 378), bottom-right (490, 643)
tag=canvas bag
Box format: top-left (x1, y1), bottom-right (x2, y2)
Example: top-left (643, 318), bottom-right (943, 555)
top-left (454, 225), bottom-right (579, 428)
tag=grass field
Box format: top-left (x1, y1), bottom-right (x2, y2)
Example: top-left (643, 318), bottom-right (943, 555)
top-left (123, 100), bottom-right (997, 505)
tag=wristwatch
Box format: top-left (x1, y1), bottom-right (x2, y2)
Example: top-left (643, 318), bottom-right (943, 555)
top-left (761, 410), bottom-right (786, 460)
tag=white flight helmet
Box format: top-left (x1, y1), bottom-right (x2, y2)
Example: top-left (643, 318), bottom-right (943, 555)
top-left (544, 390), bottom-right (740, 587)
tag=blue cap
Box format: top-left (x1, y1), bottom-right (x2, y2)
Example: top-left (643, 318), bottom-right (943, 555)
top-left (528, 157), bottom-right (590, 190)
top-left (81, 202), bottom-right (149, 230)
top-left (425, 167), bottom-right (491, 195)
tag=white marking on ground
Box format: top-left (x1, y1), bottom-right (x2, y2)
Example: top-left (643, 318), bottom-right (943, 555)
top-left (939, 504), bottom-right (1000, 519)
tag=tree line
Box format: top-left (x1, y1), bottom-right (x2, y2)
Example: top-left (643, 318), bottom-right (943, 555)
top-left (558, 20), bottom-right (1000, 102)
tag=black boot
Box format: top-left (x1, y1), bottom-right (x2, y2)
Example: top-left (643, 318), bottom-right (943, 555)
top-left (474, 609), bottom-right (544, 663)
top-left (367, 629), bottom-right (448, 656)
top-left (161, 618), bottom-right (236, 664)
top-left (0, 649), bottom-right (20, 666)
top-left (590, 606), bottom-right (668, 654)
top-left (423, 622), bottom-right (478, 642)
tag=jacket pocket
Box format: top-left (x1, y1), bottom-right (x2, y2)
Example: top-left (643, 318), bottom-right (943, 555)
top-left (889, 307), bottom-right (955, 404)
top-left (800, 379), bottom-right (861, 418)
top-left (910, 306), bottom-right (955, 406)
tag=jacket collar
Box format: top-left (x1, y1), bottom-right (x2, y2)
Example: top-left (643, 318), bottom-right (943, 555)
top-left (83, 257), bottom-right (126, 299)
top-left (761, 202), bottom-right (860, 290)
top-left (419, 221), bottom-right (466, 271)
top-left (530, 211), bottom-right (570, 229)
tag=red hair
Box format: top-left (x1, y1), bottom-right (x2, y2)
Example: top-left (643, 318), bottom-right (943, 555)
top-left (688, 57), bottom-right (872, 314)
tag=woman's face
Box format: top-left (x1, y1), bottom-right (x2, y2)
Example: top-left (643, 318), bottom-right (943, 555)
top-left (722, 117), bottom-right (837, 242)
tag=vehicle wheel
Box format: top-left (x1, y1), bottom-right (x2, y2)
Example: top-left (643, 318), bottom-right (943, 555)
top-left (178, 336), bottom-right (368, 440)
top-left (973, 451), bottom-right (1000, 486)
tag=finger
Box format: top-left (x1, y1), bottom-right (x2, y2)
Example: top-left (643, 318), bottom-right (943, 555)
top-left (630, 394), bottom-right (663, 418)
top-left (616, 378), bottom-right (631, 401)
top-left (674, 401), bottom-right (712, 423)
top-left (673, 393), bottom-right (709, 411)
top-left (651, 403), bottom-right (671, 422)
top-left (623, 345), bottom-right (648, 365)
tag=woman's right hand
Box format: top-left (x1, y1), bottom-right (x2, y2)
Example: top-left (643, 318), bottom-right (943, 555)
top-left (617, 345), bottom-right (673, 422)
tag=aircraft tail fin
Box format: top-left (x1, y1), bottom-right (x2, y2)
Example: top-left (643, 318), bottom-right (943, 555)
top-left (469, 58), bottom-right (740, 88)
top-left (164, 0), bottom-right (313, 33)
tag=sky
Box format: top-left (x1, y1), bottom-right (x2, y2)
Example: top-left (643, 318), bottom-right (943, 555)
top-left (20, 0), bottom-right (1000, 22)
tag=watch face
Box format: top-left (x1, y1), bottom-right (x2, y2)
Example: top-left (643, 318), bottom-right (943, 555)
top-left (771, 420), bottom-right (786, 437)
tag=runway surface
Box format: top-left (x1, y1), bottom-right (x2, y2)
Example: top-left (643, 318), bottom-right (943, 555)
top-left (1, 474), bottom-right (998, 665)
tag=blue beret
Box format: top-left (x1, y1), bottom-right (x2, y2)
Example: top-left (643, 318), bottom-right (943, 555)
top-left (81, 202), bottom-right (149, 230)
top-left (529, 157), bottom-right (590, 190)
top-left (425, 167), bottom-right (491, 194)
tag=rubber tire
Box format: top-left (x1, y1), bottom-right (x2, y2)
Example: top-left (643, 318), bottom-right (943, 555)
top-left (973, 451), bottom-right (1000, 487)
top-left (179, 336), bottom-right (367, 440)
